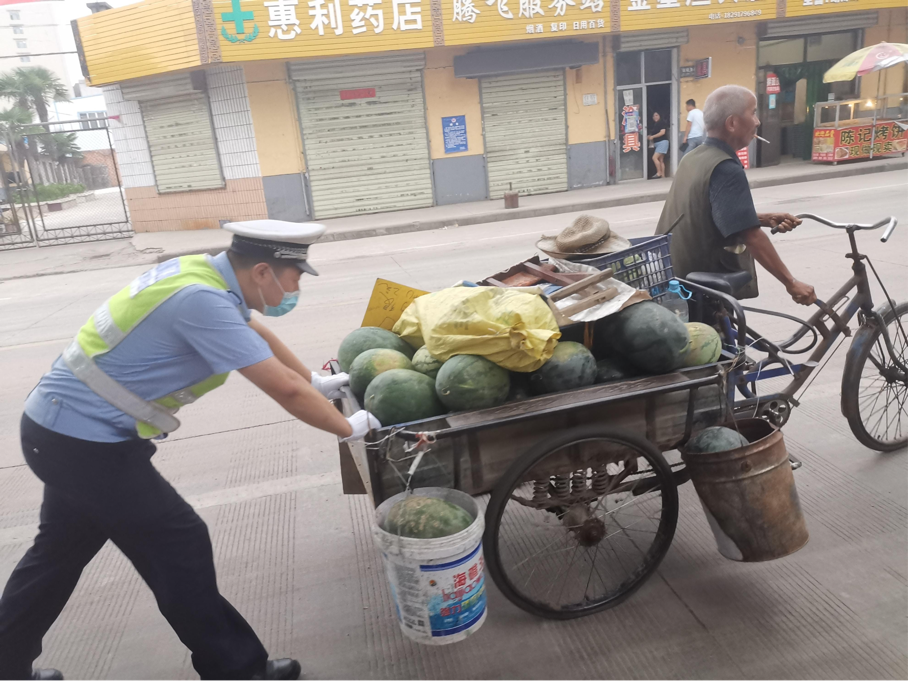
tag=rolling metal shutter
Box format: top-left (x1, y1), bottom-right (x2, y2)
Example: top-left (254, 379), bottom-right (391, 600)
top-left (618, 28), bottom-right (689, 52)
top-left (121, 73), bottom-right (224, 194)
top-left (141, 94), bottom-right (224, 193)
top-left (480, 70), bottom-right (568, 199)
top-left (290, 54), bottom-right (433, 219)
top-left (764, 11), bottom-right (878, 37)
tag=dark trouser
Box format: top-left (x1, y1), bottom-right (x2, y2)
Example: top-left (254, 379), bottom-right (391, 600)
top-left (0, 415), bottom-right (268, 680)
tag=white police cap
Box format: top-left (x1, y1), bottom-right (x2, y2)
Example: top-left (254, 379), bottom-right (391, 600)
top-left (222, 220), bottom-right (326, 276)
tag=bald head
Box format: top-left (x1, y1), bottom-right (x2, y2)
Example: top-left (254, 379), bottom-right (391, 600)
top-left (703, 85), bottom-right (760, 151)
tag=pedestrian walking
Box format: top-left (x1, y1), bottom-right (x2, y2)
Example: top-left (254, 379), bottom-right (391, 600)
top-left (682, 99), bottom-right (706, 157)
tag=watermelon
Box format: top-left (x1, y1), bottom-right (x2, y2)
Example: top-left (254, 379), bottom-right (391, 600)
top-left (507, 372), bottom-right (532, 403)
top-left (435, 355), bottom-right (510, 412)
top-left (529, 341), bottom-right (597, 395)
top-left (349, 348), bottom-right (413, 399)
top-left (685, 426), bottom-right (749, 454)
top-left (595, 356), bottom-right (638, 384)
top-left (383, 495), bottom-right (474, 538)
top-left (338, 327), bottom-right (414, 372)
top-left (684, 322), bottom-right (722, 367)
top-left (412, 346), bottom-right (444, 380)
top-left (363, 369), bottom-right (446, 426)
top-left (594, 302), bottom-right (691, 375)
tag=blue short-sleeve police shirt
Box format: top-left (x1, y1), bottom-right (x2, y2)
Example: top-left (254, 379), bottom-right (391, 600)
top-left (24, 252), bottom-right (273, 442)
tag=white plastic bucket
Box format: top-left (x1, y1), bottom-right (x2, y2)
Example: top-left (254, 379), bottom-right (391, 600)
top-left (373, 487), bottom-right (487, 645)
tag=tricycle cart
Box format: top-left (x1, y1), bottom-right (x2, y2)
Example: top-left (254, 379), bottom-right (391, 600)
top-left (333, 358), bottom-right (733, 620)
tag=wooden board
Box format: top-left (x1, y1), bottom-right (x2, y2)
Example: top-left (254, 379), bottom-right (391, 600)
top-left (361, 278), bottom-right (429, 330)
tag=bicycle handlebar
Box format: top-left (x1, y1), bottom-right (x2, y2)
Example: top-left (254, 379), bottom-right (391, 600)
top-left (770, 213), bottom-right (898, 242)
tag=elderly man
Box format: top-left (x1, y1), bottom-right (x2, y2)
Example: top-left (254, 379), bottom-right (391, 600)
top-left (656, 85), bottom-right (817, 305)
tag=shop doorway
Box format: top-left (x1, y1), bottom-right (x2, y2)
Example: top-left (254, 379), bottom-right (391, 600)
top-left (646, 83), bottom-right (672, 179)
top-left (756, 31), bottom-right (858, 166)
top-left (615, 49), bottom-right (677, 182)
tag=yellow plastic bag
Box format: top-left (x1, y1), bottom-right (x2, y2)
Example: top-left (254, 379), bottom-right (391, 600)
top-left (392, 287), bottom-right (561, 372)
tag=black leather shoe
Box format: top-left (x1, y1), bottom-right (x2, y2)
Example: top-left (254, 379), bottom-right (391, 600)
top-left (264, 659), bottom-right (301, 680)
top-left (31, 670), bottom-right (64, 681)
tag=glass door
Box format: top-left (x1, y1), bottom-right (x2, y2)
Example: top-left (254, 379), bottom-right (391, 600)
top-left (617, 86), bottom-right (645, 181)
top-left (615, 49), bottom-right (676, 182)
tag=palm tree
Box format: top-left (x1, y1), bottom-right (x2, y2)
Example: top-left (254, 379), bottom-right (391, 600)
top-left (0, 105), bottom-right (35, 180)
top-left (0, 105), bottom-right (34, 231)
top-left (41, 132), bottom-right (82, 183)
top-left (0, 67), bottom-right (70, 185)
top-left (0, 66), bottom-right (69, 123)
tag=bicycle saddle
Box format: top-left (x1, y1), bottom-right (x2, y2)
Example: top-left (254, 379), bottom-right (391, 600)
top-left (684, 271), bottom-right (753, 295)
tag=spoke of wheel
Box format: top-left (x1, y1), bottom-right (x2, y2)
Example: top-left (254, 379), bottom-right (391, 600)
top-left (582, 542), bottom-right (603, 604)
top-left (511, 532), bottom-right (575, 571)
top-left (546, 540), bottom-right (582, 606)
top-left (867, 386), bottom-right (894, 439)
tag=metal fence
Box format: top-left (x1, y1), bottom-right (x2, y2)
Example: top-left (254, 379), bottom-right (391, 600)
top-left (0, 118), bottom-right (133, 251)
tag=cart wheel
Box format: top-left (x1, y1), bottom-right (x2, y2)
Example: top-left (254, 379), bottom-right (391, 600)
top-left (484, 425), bottom-right (678, 620)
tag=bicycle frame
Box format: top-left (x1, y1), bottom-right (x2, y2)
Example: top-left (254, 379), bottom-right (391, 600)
top-left (678, 218), bottom-right (905, 424)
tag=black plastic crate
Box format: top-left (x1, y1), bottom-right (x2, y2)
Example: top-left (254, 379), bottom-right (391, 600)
top-left (573, 235), bottom-right (674, 302)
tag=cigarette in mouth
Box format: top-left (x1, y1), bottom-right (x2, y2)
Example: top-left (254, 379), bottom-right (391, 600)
top-left (756, 135), bottom-right (770, 144)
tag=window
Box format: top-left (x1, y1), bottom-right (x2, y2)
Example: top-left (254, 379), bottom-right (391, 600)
top-left (15, 40), bottom-right (26, 49)
top-left (8, 10), bottom-right (20, 20)
top-left (12, 26), bottom-right (23, 34)
top-left (19, 56), bottom-right (30, 63)
top-left (79, 112), bottom-right (106, 130)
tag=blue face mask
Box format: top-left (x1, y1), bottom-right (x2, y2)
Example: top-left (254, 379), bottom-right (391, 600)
top-left (260, 268), bottom-right (300, 317)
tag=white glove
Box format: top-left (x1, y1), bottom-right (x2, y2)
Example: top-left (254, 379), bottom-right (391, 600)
top-left (343, 410), bottom-right (382, 441)
top-left (311, 371), bottom-right (349, 399)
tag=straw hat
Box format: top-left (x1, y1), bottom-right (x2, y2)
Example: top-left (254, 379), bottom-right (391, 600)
top-left (536, 215), bottom-right (631, 259)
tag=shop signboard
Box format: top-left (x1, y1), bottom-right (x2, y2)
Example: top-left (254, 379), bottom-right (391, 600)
top-left (766, 73), bottom-right (780, 95)
top-left (442, 115), bottom-right (468, 153)
top-left (736, 147), bottom-right (749, 169)
top-left (442, 0), bottom-right (610, 46)
top-left (812, 122), bottom-right (908, 163)
top-left (786, 0), bottom-right (906, 18)
top-left (681, 57), bottom-right (711, 79)
top-left (620, 0), bottom-right (775, 32)
top-left (215, 0), bottom-right (434, 61)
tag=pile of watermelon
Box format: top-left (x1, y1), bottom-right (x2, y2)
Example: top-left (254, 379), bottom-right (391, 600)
top-left (335, 301), bottom-right (724, 428)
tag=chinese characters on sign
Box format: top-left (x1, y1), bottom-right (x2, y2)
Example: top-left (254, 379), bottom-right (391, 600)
top-left (449, 0), bottom-right (604, 38)
top-left (736, 147), bottom-right (749, 168)
top-left (442, 115), bottom-right (468, 153)
top-left (242, 0), bottom-right (425, 40)
top-left (812, 122), bottom-right (908, 162)
top-left (622, 104), bottom-right (641, 153)
top-left (621, 0), bottom-right (772, 32)
top-left (766, 72), bottom-right (781, 94)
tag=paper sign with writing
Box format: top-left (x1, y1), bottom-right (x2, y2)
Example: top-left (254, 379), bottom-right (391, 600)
top-left (362, 278), bottom-right (429, 330)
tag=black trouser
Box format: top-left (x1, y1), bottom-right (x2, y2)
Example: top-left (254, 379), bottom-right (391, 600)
top-left (0, 415), bottom-right (269, 680)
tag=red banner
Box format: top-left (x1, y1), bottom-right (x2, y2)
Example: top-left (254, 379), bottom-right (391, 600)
top-left (812, 121), bottom-right (908, 162)
top-left (339, 88), bottom-right (376, 101)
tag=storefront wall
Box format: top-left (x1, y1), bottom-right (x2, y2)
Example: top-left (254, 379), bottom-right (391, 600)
top-left (79, 0), bottom-right (904, 230)
top-left (424, 47), bottom-right (488, 205)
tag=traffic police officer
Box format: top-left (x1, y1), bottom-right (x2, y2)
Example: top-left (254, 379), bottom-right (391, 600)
top-left (0, 221), bottom-right (380, 680)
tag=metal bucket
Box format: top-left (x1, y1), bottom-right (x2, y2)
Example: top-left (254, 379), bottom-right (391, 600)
top-left (681, 419), bottom-right (809, 562)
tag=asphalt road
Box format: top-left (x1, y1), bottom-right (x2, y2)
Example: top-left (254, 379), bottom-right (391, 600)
top-left (0, 171), bottom-right (906, 679)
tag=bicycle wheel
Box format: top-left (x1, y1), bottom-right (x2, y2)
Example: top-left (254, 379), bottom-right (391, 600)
top-left (842, 301), bottom-right (908, 452)
top-left (484, 425), bottom-right (678, 620)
